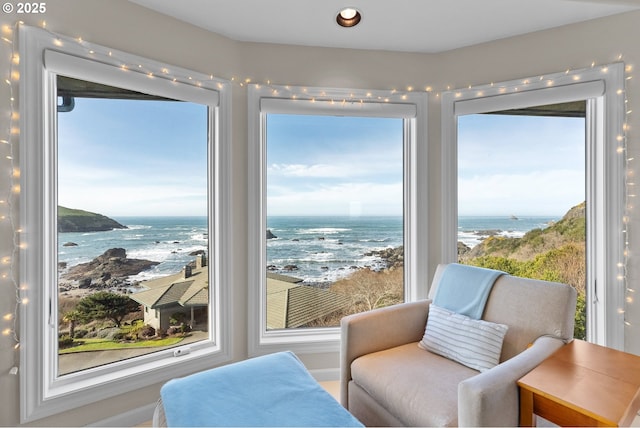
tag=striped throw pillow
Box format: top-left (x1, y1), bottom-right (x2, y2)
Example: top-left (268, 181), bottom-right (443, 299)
top-left (418, 304), bottom-right (508, 372)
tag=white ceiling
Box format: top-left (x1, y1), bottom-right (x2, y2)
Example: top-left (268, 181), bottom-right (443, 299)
top-left (129, 0), bottom-right (640, 54)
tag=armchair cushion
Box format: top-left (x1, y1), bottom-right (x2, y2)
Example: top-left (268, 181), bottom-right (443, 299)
top-left (419, 304), bottom-right (508, 372)
top-left (350, 342), bottom-right (478, 427)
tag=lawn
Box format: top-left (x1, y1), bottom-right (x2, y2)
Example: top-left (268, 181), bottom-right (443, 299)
top-left (59, 336), bottom-right (185, 354)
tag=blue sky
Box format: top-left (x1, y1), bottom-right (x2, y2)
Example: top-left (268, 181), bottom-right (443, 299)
top-left (58, 96), bottom-right (585, 218)
top-left (458, 114), bottom-right (585, 216)
top-left (266, 114), bottom-right (404, 216)
top-left (57, 97), bottom-right (208, 216)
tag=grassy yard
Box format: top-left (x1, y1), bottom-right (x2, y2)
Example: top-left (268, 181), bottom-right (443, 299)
top-left (59, 336), bottom-right (185, 354)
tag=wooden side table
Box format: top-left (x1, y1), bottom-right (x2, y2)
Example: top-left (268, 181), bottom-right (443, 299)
top-left (517, 339), bottom-right (640, 427)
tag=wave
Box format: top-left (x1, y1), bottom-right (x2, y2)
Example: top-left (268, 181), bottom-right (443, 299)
top-left (127, 243), bottom-right (206, 262)
top-left (119, 224), bottom-right (152, 231)
top-left (295, 227), bottom-right (351, 235)
top-left (458, 229), bottom-right (526, 248)
top-left (189, 232), bottom-right (208, 242)
top-left (121, 234), bottom-right (146, 241)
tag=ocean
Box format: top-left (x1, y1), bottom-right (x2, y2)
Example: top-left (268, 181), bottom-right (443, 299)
top-left (58, 216), bottom-right (209, 282)
top-left (266, 216), bottom-right (403, 283)
top-left (57, 215), bottom-right (559, 285)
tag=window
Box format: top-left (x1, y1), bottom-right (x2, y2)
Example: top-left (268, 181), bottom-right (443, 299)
top-left (457, 106), bottom-right (587, 338)
top-left (248, 85), bottom-right (427, 355)
top-left (442, 64), bottom-right (626, 349)
top-left (19, 26), bottom-right (232, 422)
top-left (56, 77), bottom-right (210, 375)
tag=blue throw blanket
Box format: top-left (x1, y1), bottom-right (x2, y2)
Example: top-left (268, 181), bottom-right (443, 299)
top-left (160, 351), bottom-right (363, 427)
top-left (433, 263), bottom-right (505, 319)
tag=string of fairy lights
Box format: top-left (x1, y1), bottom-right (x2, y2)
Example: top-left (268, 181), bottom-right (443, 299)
top-left (1, 21), bottom-right (20, 365)
top-left (0, 20), bottom-right (636, 370)
top-left (623, 69), bottom-right (635, 327)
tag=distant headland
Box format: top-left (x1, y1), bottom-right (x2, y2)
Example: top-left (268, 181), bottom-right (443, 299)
top-left (58, 206), bottom-right (127, 233)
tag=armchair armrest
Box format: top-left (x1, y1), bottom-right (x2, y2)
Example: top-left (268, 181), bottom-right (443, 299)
top-left (340, 299), bottom-right (431, 407)
top-left (458, 335), bottom-right (567, 427)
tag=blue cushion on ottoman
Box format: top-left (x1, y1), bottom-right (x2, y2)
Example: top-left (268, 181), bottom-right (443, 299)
top-left (160, 351), bottom-right (363, 427)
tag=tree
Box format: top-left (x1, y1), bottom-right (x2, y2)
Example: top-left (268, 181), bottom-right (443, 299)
top-left (332, 268), bottom-right (403, 312)
top-left (62, 310), bottom-right (81, 338)
top-left (75, 291), bottom-right (140, 327)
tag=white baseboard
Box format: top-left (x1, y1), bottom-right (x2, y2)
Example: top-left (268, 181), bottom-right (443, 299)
top-left (88, 401), bottom-right (157, 427)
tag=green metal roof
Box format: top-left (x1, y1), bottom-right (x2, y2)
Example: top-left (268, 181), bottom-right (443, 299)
top-left (130, 266), bottom-right (209, 308)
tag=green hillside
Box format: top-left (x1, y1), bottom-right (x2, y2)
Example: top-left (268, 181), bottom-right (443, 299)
top-left (58, 206), bottom-right (127, 233)
top-left (460, 202), bottom-right (586, 339)
top-left (461, 202), bottom-right (585, 263)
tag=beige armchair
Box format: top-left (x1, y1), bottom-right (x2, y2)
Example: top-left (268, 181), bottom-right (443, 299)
top-left (340, 263), bottom-right (577, 427)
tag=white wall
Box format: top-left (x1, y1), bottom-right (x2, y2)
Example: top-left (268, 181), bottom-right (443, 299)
top-left (0, 1), bottom-right (638, 425)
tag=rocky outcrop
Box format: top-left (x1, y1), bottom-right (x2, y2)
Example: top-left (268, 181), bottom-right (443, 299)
top-left (368, 246), bottom-right (404, 270)
top-left (58, 206), bottom-right (127, 233)
top-left (60, 248), bottom-right (159, 290)
top-left (267, 229), bottom-right (277, 239)
top-left (458, 241), bottom-right (471, 257)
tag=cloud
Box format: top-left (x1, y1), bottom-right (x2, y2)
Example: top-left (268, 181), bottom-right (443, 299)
top-left (58, 182), bottom-right (207, 216)
top-left (268, 163), bottom-right (350, 178)
top-left (268, 155), bottom-right (402, 179)
top-left (267, 181), bottom-right (403, 216)
top-left (459, 169), bottom-right (584, 215)
top-left (58, 158), bottom-right (207, 216)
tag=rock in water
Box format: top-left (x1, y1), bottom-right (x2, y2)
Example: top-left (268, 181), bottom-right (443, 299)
top-left (61, 248), bottom-right (159, 286)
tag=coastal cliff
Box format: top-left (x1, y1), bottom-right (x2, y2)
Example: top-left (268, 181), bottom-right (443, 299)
top-left (459, 202), bottom-right (585, 263)
top-left (58, 206), bottom-right (127, 233)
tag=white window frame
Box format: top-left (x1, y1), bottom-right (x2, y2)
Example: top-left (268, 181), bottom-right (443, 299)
top-left (19, 25), bottom-right (233, 422)
top-left (247, 84), bottom-right (428, 356)
top-left (441, 63), bottom-right (626, 350)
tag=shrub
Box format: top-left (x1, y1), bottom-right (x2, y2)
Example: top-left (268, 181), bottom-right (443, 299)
top-left (73, 329), bottom-right (88, 338)
top-left (112, 331), bottom-right (127, 341)
top-left (58, 335), bottom-right (75, 349)
top-left (467, 256), bottom-right (524, 275)
top-left (95, 327), bottom-right (121, 340)
top-left (331, 268), bottom-right (403, 314)
top-left (463, 246), bottom-right (587, 340)
top-left (139, 324), bottom-right (156, 338)
top-left (574, 292), bottom-right (587, 340)
top-left (170, 312), bottom-right (187, 325)
top-left (167, 323), bottom-right (191, 335)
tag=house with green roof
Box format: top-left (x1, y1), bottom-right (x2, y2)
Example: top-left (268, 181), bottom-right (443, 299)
top-left (131, 254), bottom-right (209, 332)
top-left (131, 258), bottom-right (349, 333)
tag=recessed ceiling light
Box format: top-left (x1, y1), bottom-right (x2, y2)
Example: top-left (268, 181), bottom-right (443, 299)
top-left (336, 7), bottom-right (361, 28)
